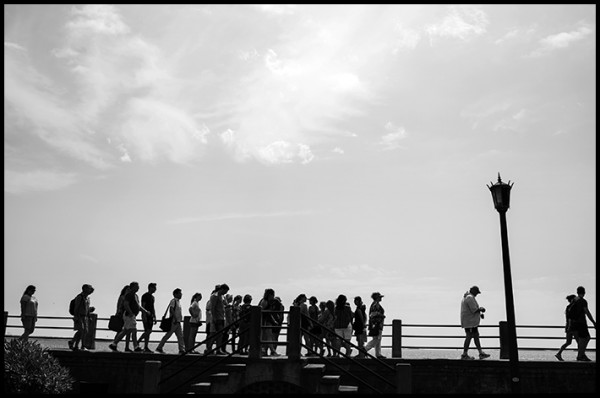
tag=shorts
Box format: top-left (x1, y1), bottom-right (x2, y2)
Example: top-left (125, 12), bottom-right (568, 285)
top-left (123, 314), bottom-right (137, 330)
top-left (570, 323), bottom-right (590, 339)
top-left (464, 327), bottom-right (480, 337)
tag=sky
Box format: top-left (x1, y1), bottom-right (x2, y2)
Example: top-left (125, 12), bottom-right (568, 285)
top-left (4, 4), bottom-right (596, 344)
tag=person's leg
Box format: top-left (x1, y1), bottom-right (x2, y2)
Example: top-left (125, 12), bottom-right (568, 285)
top-left (174, 322), bottom-right (185, 353)
top-left (462, 328), bottom-right (473, 357)
top-left (577, 336), bottom-right (590, 359)
top-left (188, 324), bottom-right (198, 351)
top-left (113, 328), bottom-right (127, 345)
top-left (156, 328), bottom-right (174, 351)
top-left (374, 333), bottom-right (382, 356)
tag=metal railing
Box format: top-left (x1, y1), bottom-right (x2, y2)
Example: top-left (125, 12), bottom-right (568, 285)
top-left (3, 311), bottom-right (595, 356)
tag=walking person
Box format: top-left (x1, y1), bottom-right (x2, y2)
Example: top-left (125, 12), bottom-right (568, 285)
top-left (308, 296), bottom-right (321, 355)
top-left (555, 294), bottom-right (577, 361)
top-left (19, 285), bottom-right (38, 342)
top-left (271, 296), bottom-right (285, 353)
top-left (109, 281), bottom-right (148, 352)
top-left (352, 296), bottom-right (368, 358)
top-left (231, 295), bottom-right (242, 353)
top-left (364, 291), bottom-right (386, 359)
top-left (114, 285), bottom-right (131, 350)
top-left (568, 286), bottom-right (597, 361)
top-left (317, 301), bottom-right (331, 356)
top-left (291, 294), bottom-right (311, 354)
top-left (156, 288), bottom-right (186, 354)
top-left (204, 284), bottom-right (219, 354)
top-left (237, 294), bottom-right (253, 354)
top-left (460, 286), bottom-right (490, 360)
top-left (259, 288), bottom-right (280, 356)
top-left (209, 284), bottom-right (230, 355)
top-left (223, 294), bottom-right (233, 352)
top-left (139, 283), bottom-right (157, 353)
top-left (68, 284), bottom-right (95, 351)
top-left (333, 294), bottom-right (354, 357)
top-left (188, 292), bottom-right (203, 354)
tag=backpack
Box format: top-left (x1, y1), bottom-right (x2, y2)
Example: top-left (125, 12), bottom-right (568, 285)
top-left (69, 296), bottom-right (78, 316)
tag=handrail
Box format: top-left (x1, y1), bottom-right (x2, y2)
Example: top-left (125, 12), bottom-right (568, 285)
top-left (4, 313), bottom-right (595, 352)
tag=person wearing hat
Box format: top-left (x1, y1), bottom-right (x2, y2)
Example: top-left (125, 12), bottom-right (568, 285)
top-left (364, 292), bottom-right (386, 359)
top-left (460, 286), bottom-right (490, 360)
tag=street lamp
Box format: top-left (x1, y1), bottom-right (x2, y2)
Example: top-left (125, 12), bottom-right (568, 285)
top-left (487, 173), bottom-right (520, 394)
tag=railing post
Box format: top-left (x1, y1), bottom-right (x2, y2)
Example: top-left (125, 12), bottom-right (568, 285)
top-left (286, 306), bottom-right (301, 360)
top-left (3, 311), bottom-right (7, 339)
top-left (392, 319), bottom-right (402, 358)
top-left (84, 313), bottom-right (97, 349)
top-left (499, 321), bottom-right (509, 359)
top-left (183, 316), bottom-right (191, 350)
top-left (395, 363), bottom-right (412, 394)
top-left (143, 360), bottom-right (161, 394)
top-left (248, 306), bottom-right (262, 359)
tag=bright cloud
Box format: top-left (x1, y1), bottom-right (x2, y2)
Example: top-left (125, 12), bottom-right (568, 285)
top-left (377, 122), bottom-right (407, 151)
top-left (530, 25), bottom-right (593, 57)
top-left (426, 5), bottom-right (489, 44)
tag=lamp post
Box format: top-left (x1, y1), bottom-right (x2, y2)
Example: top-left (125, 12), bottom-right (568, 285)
top-left (487, 173), bottom-right (520, 394)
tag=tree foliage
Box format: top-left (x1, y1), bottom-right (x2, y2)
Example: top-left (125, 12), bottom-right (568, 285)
top-left (3, 339), bottom-right (74, 394)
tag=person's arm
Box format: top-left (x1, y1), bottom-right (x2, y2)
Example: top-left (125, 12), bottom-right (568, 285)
top-left (20, 297), bottom-right (28, 317)
top-left (584, 307), bottom-right (596, 327)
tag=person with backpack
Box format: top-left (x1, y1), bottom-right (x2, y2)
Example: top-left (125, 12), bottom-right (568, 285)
top-left (68, 284), bottom-right (95, 351)
top-left (567, 286), bottom-right (597, 361)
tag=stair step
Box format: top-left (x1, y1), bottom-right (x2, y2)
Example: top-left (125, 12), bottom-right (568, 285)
top-left (338, 385), bottom-right (359, 394)
top-left (189, 382), bottom-right (211, 394)
top-left (319, 375), bottom-right (341, 394)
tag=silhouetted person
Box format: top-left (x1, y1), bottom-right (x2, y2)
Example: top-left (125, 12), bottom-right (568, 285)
top-left (139, 283), bottom-right (157, 352)
top-left (19, 285), bottom-right (38, 341)
top-left (555, 294), bottom-right (577, 361)
top-left (568, 286), bottom-right (596, 361)
top-left (364, 292), bottom-right (386, 359)
top-left (460, 286), bottom-right (490, 360)
top-left (188, 292), bottom-right (203, 353)
top-left (69, 284), bottom-right (95, 351)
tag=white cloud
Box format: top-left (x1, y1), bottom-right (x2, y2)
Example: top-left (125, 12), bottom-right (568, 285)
top-left (119, 98), bottom-right (209, 164)
top-left (332, 147), bottom-right (345, 154)
top-left (258, 141), bottom-right (315, 165)
top-left (5, 170), bottom-right (78, 194)
top-left (426, 5), bottom-right (489, 44)
top-left (67, 4), bottom-right (130, 36)
top-left (377, 122), bottom-right (407, 151)
top-left (392, 24), bottom-right (421, 53)
top-left (4, 41), bottom-right (26, 51)
top-left (529, 25), bottom-right (593, 57)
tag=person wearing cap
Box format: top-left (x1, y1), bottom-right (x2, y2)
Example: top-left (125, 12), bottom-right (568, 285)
top-left (364, 292), bottom-right (386, 359)
top-left (460, 286), bottom-right (490, 360)
top-left (69, 283), bottom-right (95, 351)
top-left (555, 294), bottom-right (577, 361)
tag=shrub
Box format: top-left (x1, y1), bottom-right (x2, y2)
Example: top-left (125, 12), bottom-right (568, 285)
top-left (3, 338), bottom-right (74, 394)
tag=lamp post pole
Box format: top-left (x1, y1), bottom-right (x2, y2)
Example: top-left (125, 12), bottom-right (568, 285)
top-left (487, 174), bottom-right (520, 394)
